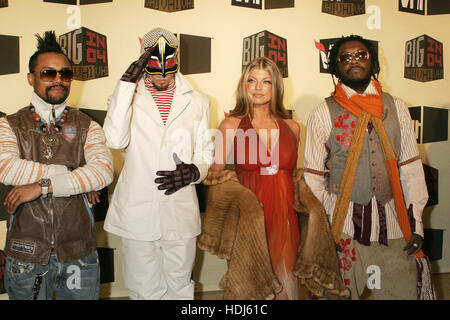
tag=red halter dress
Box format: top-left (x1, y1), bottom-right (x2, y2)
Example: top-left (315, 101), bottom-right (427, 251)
top-left (234, 115), bottom-right (300, 299)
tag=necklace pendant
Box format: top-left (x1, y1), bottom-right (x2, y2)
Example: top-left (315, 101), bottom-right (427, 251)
top-left (42, 133), bottom-right (59, 147)
top-left (44, 146), bottom-right (53, 160)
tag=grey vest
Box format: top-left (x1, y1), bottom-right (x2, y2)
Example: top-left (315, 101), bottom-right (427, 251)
top-left (325, 93), bottom-right (401, 205)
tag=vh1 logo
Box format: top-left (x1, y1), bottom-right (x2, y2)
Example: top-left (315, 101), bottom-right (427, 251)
top-left (59, 27), bottom-right (108, 81)
top-left (422, 163), bottom-right (438, 207)
top-left (242, 31), bottom-right (288, 78)
top-left (409, 106), bottom-right (448, 144)
top-left (0, 0), bottom-right (7, 8)
top-left (315, 37), bottom-right (378, 74)
top-left (232, 0), bottom-right (294, 9)
top-left (399, 0), bottom-right (425, 14)
top-left (399, 0), bottom-right (450, 15)
top-left (144, 0), bottom-right (194, 12)
top-left (44, 0), bottom-right (112, 4)
top-left (404, 35), bottom-right (443, 82)
top-left (322, 0), bottom-right (365, 17)
top-left (232, 0), bottom-right (262, 9)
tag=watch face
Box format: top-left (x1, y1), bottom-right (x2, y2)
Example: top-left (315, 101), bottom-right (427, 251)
top-left (39, 179), bottom-right (50, 187)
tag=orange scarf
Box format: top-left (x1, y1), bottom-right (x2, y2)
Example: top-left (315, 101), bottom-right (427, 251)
top-left (330, 80), bottom-right (424, 259)
top-left (331, 80), bottom-right (384, 119)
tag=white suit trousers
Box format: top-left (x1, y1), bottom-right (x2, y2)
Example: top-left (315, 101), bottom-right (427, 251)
top-left (121, 237), bottom-right (197, 300)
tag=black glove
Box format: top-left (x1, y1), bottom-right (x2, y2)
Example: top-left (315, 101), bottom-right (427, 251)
top-left (404, 233), bottom-right (423, 256)
top-left (155, 153), bottom-right (200, 196)
top-left (120, 49), bottom-right (153, 83)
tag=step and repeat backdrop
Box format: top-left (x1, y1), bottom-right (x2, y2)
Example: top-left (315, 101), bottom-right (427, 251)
top-left (0, 0), bottom-right (449, 298)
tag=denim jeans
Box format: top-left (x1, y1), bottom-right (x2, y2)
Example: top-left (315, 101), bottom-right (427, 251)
top-left (5, 250), bottom-right (100, 300)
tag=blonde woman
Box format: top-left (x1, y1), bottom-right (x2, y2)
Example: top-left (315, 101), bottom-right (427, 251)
top-left (212, 57), bottom-right (300, 300)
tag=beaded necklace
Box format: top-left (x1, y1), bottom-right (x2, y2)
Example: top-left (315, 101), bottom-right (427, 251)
top-left (29, 105), bottom-right (68, 134)
top-left (29, 105), bottom-right (69, 159)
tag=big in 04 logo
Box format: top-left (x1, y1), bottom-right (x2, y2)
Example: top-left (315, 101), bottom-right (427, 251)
top-left (322, 0), bottom-right (365, 17)
top-left (144, 0), bottom-right (194, 12)
top-left (59, 27), bottom-right (108, 81)
top-left (242, 31), bottom-right (288, 77)
top-left (404, 35), bottom-right (443, 82)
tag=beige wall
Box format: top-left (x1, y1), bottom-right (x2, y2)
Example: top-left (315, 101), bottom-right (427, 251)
top-left (0, 0), bottom-right (449, 299)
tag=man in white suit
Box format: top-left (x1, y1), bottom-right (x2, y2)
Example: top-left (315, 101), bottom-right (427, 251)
top-left (103, 28), bottom-right (213, 300)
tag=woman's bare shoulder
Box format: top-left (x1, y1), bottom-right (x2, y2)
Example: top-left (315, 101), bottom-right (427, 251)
top-left (284, 118), bottom-right (300, 131)
top-left (219, 116), bottom-right (242, 130)
top-left (283, 118), bottom-right (300, 138)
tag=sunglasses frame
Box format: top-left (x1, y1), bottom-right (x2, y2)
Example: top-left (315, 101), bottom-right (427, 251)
top-left (337, 49), bottom-right (370, 64)
top-left (38, 68), bottom-right (74, 82)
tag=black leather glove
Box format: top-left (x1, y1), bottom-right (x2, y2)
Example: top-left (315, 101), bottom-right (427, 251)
top-left (404, 233), bottom-right (423, 256)
top-left (120, 49), bottom-right (153, 83)
top-left (155, 153), bottom-right (200, 196)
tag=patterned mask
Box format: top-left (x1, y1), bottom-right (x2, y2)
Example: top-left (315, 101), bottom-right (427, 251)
top-left (144, 36), bottom-right (178, 77)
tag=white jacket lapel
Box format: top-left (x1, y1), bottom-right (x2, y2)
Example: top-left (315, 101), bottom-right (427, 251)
top-left (165, 73), bottom-right (193, 127)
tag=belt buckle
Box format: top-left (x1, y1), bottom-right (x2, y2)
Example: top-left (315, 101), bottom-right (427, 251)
top-left (260, 164), bottom-right (278, 175)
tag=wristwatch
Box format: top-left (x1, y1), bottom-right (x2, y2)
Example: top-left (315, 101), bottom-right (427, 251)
top-left (39, 178), bottom-right (50, 198)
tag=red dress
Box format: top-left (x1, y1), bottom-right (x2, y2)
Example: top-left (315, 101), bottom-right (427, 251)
top-left (234, 115), bottom-right (300, 299)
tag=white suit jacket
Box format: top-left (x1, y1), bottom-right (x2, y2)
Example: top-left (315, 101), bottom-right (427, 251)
top-left (103, 73), bottom-right (213, 241)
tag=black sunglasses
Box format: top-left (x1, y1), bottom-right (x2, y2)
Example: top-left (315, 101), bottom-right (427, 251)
top-left (38, 68), bottom-right (74, 82)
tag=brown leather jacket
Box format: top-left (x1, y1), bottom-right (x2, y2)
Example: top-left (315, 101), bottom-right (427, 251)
top-left (4, 106), bottom-right (97, 265)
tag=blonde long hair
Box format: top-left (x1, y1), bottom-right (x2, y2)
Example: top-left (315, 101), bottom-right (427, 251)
top-left (230, 56), bottom-right (289, 119)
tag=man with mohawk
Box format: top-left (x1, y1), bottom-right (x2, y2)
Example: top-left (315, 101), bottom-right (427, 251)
top-left (103, 28), bottom-right (212, 300)
top-left (0, 31), bottom-right (113, 300)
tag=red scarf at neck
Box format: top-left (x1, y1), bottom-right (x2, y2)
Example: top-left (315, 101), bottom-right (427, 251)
top-left (331, 79), bottom-right (384, 119)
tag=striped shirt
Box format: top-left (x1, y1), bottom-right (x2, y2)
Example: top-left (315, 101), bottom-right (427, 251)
top-left (304, 82), bottom-right (428, 240)
top-left (144, 75), bottom-right (176, 125)
top-left (0, 93), bottom-right (113, 197)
